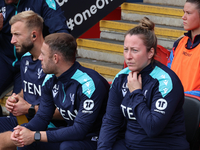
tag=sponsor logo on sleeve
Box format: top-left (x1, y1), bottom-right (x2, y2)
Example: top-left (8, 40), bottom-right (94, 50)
top-left (82, 99), bottom-right (94, 114)
top-left (154, 98), bottom-right (168, 114)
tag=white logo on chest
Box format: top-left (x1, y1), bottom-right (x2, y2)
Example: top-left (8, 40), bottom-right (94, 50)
top-left (70, 93), bottom-right (74, 105)
top-left (37, 68), bottom-right (43, 79)
top-left (52, 84), bottom-right (59, 97)
top-left (122, 82), bottom-right (128, 97)
top-left (24, 60), bottom-right (29, 73)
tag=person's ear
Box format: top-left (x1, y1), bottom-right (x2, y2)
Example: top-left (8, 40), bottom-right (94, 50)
top-left (148, 47), bottom-right (155, 59)
top-left (31, 31), bottom-right (37, 40)
top-left (53, 53), bottom-right (59, 64)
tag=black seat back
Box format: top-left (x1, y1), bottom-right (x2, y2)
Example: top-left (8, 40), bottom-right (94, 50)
top-left (183, 94), bottom-right (200, 150)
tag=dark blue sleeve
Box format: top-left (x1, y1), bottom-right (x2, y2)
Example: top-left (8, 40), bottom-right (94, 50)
top-left (46, 80), bottom-right (109, 142)
top-left (128, 78), bottom-right (184, 137)
top-left (97, 78), bottom-right (125, 150)
top-left (41, 0), bottom-right (70, 33)
top-left (24, 80), bottom-right (56, 131)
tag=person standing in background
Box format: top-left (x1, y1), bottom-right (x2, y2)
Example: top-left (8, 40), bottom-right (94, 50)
top-left (167, 0), bottom-right (200, 97)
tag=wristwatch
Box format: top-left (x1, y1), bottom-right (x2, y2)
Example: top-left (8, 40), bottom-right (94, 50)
top-left (28, 104), bottom-right (35, 117)
top-left (34, 131), bottom-right (41, 142)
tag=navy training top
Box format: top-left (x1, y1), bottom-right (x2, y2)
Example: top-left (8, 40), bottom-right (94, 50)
top-left (20, 52), bottom-right (47, 120)
top-left (24, 61), bottom-right (110, 142)
top-left (98, 61), bottom-right (189, 150)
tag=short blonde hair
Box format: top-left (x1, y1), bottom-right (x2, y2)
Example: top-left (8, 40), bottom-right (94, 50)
top-left (9, 10), bottom-right (43, 32)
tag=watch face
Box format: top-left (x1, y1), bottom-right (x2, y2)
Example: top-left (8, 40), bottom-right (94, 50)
top-left (34, 132), bottom-right (41, 141)
top-left (28, 108), bottom-right (35, 116)
top-left (28, 105), bottom-right (35, 117)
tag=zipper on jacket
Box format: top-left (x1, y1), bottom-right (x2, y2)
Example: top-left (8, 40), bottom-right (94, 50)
top-left (62, 84), bottom-right (66, 103)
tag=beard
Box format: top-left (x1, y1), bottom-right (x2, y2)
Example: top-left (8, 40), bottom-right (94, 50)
top-left (42, 65), bottom-right (52, 74)
top-left (16, 41), bottom-right (34, 54)
top-left (42, 62), bottom-right (55, 75)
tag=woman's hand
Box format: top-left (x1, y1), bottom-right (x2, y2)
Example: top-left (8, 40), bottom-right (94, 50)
top-left (127, 72), bottom-right (142, 93)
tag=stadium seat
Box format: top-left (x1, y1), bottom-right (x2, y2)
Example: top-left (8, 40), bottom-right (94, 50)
top-left (154, 45), bottom-right (171, 66)
top-left (0, 84), bottom-right (13, 117)
top-left (183, 94), bottom-right (200, 150)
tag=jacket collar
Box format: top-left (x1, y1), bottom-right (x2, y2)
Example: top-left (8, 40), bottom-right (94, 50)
top-left (57, 61), bottom-right (80, 83)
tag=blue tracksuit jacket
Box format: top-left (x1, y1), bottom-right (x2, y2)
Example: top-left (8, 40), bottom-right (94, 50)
top-left (98, 61), bottom-right (189, 150)
top-left (24, 61), bottom-right (110, 143)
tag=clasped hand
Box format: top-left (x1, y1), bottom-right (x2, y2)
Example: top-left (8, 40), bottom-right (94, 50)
top-left (5, 93), bottom-right (30, 116)
top-left (127, 71), bottom-right (142, 93)
top-left (10, 125), bottom-right (34, 147)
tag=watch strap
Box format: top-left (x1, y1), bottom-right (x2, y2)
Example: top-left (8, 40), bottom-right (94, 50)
top-left (28, 104), bottom-right (36, 117)
top-left (30, 104), bottom-right (35, 109)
